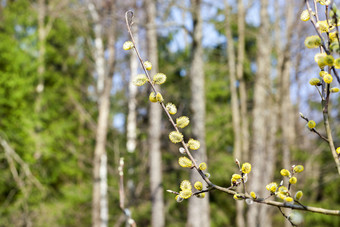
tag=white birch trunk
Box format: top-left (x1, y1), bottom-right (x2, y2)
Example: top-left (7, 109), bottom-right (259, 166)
top-left (188, 0), bottom-right (210, 226)
top-left (225, 2), bottom-right (244, 226)
top-left (145, 0), bottom-right (165, 226)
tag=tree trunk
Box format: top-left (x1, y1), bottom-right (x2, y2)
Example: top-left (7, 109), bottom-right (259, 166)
top-left (247, 0), bottom-right (272, 226)
top-left (145, 0), bottom-right (165, 226)
top-left (91, 1), bottom-right (116, 226)
top-left (224, 2), bottom-right (244, 227)
top-left (236, 0), bottom-right (249, 163)
top-left (188, 0), bottom-right (210, 226)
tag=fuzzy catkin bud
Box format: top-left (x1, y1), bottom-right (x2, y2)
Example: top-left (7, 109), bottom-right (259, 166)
top-left (156, 92), bottom-right (164, 102)
top-left (289, 177), bottom-right (297, 184)
top-left (336, 147), bottom-right (340, 154)
top-left (233, 194), bottom-right (243, 200)
top-left (294, 191), bottom-right (303, 201)
top-left (280, 169), bottom-right (291, 177)
top-left (169, 131), bottom-right (183, 143)
top-left (166, 103), bottom-right (177, 115)
top-left (144, 61), bottom-right (152, 70)
top-left (266, 182), bottom-right (278, 193)
top-left (123, 41), bottom-right (134, 50)
top-left (179, 189), bottom-right (192, 199)
top-left (199, 162), bottom-right (207, 170)
top-left (188, 139), bottom-right (200, 150)
top-left (132, 74), bottom-right (148, 86)
top-left (307, 120), bottom-right (316, 129)
top-left (309, 78), bottom-right (320, 86)
top-left (194, 181), bottom-right (203, 191)
top-left (153, 73), bottom-right (167, 85)
top-left (176, 116), bottom-right (190, 128)
top-left (178, 156), bottom-right (192, 168)
top-left (241, 162), bottom-right (252, 174)
top-left (196, 193), bottom-right (205, 198)
top-left (330, 87), bottom-right (339, 93)
top-left (300, 10), bottom-right (310, 22)
top-left (149, 92), bottom-right (157, 102)
top-left (323, 74), bottom-right (333, 84)
top-left (180, 180), bottom-right (192, 190)
top-left (293, 165), bottom-right (304, 173)
top-left (334, 58), bottom-right (340, 69)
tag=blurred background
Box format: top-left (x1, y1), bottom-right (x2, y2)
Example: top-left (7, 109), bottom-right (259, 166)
top-left (0, 0), bottom-right (340, 226)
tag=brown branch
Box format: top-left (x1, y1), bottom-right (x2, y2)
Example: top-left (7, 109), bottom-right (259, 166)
top-left (299, 113), bottom-right (329, 142)
top-left (278, 207), bottom-right (297, 227)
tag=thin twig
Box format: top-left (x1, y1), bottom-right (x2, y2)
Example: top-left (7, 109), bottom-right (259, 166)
top-left (299, 113), bottom-right (329, 142)
top-left (125, 11), bottom-right (213, 187)
top-left (278, 207), bottom-right (297, 227)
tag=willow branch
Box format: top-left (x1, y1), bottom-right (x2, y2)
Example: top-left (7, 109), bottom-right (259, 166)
top-left (125, 10), bottom-right (340, 217)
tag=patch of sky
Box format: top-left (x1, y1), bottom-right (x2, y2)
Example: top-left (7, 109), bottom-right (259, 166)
top-left (113, 113), bottom-right (125, 133)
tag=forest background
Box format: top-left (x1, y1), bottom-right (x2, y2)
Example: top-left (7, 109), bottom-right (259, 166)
top-left (0, 0), bottom-right (339, 226)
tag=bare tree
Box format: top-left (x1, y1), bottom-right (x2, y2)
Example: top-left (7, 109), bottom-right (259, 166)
top-left (187, 0), bottom-right (210, 226)
top-left (246, 0), bottom-right (273, 226)
top-left (224, 1), bottom-right (244, 226)
top-left (89, 1), bottom-right (116, 226)
top-left (145, 0), bottom-right (165, 226)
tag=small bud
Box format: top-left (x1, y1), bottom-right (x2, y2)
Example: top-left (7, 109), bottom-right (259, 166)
top-left (300, 9), bottom-right (310, 22)
top-left (266, 182), bottom-right (278, 193)
top-left (132, 74), bottom-right (148, 86)
top-left (123, 41), bottom-right (134, 50)
top-left (336, 147), bottom-right (340, 154)
top-left (293, 165), bottom-right (304, 173)
top-left (289, 177), bottom-right (297, 184)
top-left (307, 120), bottom-right (316, 129)
top-left (169, 131), bottom-right (184, 143)
top-left (294, 191), bottom-right (303, 201)
top-left (246, 198), bottom-right (253, 205)
top-left (323, 74), bottom-right (333, 84)
top-left (250, 191), bottom-right (257, 199)
top-left (156, 92), bottom-right (164, 102)
top-left (299, 112), bottom-right (304, 118)
top-left (199, 162), bottom-right (207, 171)
top-left (280, 169), bottom-right (291, 177)
top-left (319, 71), bottom-right (328, 78)
top-left (204, 173), bottom-right (211, 178)
top-left (233, 194), bottom-right (243, 200)
top-left (144, 61), bottom-right (152, 70)
top-left (175, 195), bottom-right (184, 203)
top-left (178, 156), bottom-right (193, 168)
top-left (334, 58), bottom-right (340, 69)
top-left (149, 92), bottom-right (157, 102)
top-left (187, 139), bottom-right (200, 150)
top-left (309, 78), bottom-right (321, 86)
top-left (241, 162), bottom-right (252, 174)
top-left (166, 103), bottom-right (177, 115)
top-left (176, 116), bottom-right (190, 128)
top-left (284, 197), bottom-right (294, 204)
top-left (179, 147), bottom-right (186, 154)
top-left (153, 73), bottom-right (167, 85)
top-left (325, 55), bottom-right (334, 66)
top-left (196, 193), bottom-right (205, 198)
top-left (330, 87), bottom-right (340, 93)
top-left (194, 181), bottom-right (203, 191)
top-left (179, 189), bottom-right (192, 199)
top-left (180, 180), bottom-right (192, 190)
